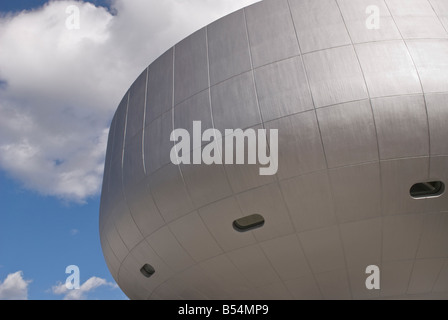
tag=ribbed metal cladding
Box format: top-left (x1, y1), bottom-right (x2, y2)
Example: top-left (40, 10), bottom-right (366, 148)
top-left (100, 0), bottom-right (448, 300)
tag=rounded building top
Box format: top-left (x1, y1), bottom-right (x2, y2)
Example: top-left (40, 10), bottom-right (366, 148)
top-left (100, 0), bottom-right (448, 300)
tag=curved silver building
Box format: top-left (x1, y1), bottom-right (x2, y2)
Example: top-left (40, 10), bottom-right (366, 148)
top-left (100, 0), bottom-right (448, 299)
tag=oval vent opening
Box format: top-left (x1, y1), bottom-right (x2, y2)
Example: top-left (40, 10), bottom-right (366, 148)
top-left (233, 214), bottom-right (265, 232)
top-left (140, 264), bottom-right (155, 278)
top-left (410, 181), bottom-right (445, 199)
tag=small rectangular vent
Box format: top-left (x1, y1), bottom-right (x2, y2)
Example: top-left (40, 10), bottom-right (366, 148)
top-left (233, 214), bottom-right (265, 232)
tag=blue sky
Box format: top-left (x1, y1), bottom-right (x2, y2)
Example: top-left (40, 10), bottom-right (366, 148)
top-left (0, 1), bottom-right (52, 12)
top-left (0, 0), bottom-right (111, 13)
top-left (0, 170), bottom-right (126, 299)
top-left (0, 0), bottom-right (127, 300)
top-left (0, 0), bottom-right (258, 300)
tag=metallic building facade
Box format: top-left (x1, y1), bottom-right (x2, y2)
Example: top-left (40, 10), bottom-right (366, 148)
top-left (100, 0), bottom-right (448, 299)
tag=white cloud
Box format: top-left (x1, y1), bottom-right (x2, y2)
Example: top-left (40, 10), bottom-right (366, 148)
top-left (0, 271), bottom-right (32, 300)
top-left (51, 276), bottom-right (118, 300)
top-left (0, 0), bottom-right (260, 202)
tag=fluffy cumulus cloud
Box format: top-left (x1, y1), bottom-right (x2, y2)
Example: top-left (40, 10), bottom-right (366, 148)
top-left (51, 276), bottom-right (117, 300)
top-left (0, 271), bottom-right (32, 300)
top-left (0, 0), bottom-right (259, 202)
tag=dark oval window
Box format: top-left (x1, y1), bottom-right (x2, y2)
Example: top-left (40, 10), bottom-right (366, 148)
top-left (233, 214), bottom-right (265, 232)
top-left (140, 264), bottom-right (155, 278)
top-left (410, 181), bottom-right (445, 198)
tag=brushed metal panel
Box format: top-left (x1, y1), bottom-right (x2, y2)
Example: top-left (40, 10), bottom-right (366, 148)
top-left (339, 218), bottom-right (382, 269)
top-left (406, 39), bottom-right (448, 93)
top-left (280, 170), bottom-right (337, 232)
top-left (198, 197), bottom-right (257, 252)
top-left (222, 124), bottom-right (276, 193)
top-left (148, 163), bottom-right (194, 223)
top-left (416, 212), bottom-right (448, 259)
top-left (429, 0), bottom-right (448, 32)
top-left (337, 0), bottom-right (401, 43)
top-left (227, 244), bottom-right (281, 287)
top-left (379, 260), bottom-right (414, 297)
top-left (257, 282), bottom-right (292, 300)
top-left (146, 48), bottom-right (173, 123)
top-left (177, 265), bottom-right (230, 300)
top-left (210, 71), bottom-right (261, 132)
top-left (100, 214), bottom-right (116, 248)
top-left (329, 162), bottom-right (381, 223)
top-left (186, 270), bottom-right (234, 300)
top-left (180, 154), bottom-right (232, 208)
top-left (108, 158), bottom-right (123, 201)
top-left (147, 226), bottom-right (195, 273)
top-left (130, 240), bottom-right (173, 291)
top-left (124, 178), bottom-right (165, 238)
top-left (265, 111), bottom-right (326, 180)
top-left (119, 255), bottom-right (151, 299)
top-left (174, 28), bottom-right (208, 105)
top-left (199, 254), bottom-right (252, 294)
top-left (254, 57), bottom-right (313, 122)
top-left (99, 201), bottom-right (109, 235)
top-left (169, 212), bottom-right (223, 262)
top-left (164, 275), bottom-right (207, 299)
top-left (284, 276), bottom-right (322, 299)
top-left (372, 95), bottom-right (429, 160)
top-left (427, 156), bottom-right (448, 213)
top-left (245, 0), bottom-right (300, 68)
top-left (105, 223), bottom-right (129, 263)
top-left (433, 260), bottom-right (448, 293)
top-left (380, 157), bottom-right (429, 215)
top-left (298, 226), bottom-right (346, 274)
top-left (236, 183), bottom-right (295, 242)
top-left (288, 0), bottom-right (351, 53)
top-left (100, 179), bottom-right (112, 233)
top-left (113, 199), bottom-right (143, 250)
top-left (151, 282), bottom-right (182, 300)
top-left (386, 0), bottom-right (447, 39)
top-left (100, 0), bottom-right (448, 300)
top-left (260, 234), bottom-right (312, 281)
top-left (355, 41), bottom-right (422, 98)
top-left (107, 162), bottom-right (124, 202)
top-left (118, 274), bottom-right (147, 301)
top-left (126, 68), bottom-right (147, 140)
top-left (315, 269), bottom-right (351, 300)
top-left (101, 153), bottom-right (117, 230)
top-left (347, 266), bottom-right (380, 299)
top-left (426, 93), bottom-right (448, 155)
top-left (173, 89), bottom-right (212, 148)
top-left (110, 92), bottom-right (128, 161)
top-left (122, 131), bottom-right (144, 191)
top-left (101, 236), bottom-right (120, 279)
top-left (382, 214), bottom-right (424, 262)
top-left (183, 266), bottom-right (229, 300)
top-left (303, 46), bottom-right (368, 108)
top-left (208, 9), bottom-right (252, 86)
top-left (224, 161), bottom-right (276, 194)
top-left (407, 259), bottom-right (445, 294)
top-left (386, 0), bottom-right (438, 16)
top-left (102, 113), bottom-right (117, 197)
top-left (395, 16), bottom-right (447, 40)
top-left (317, 100), bottom-right (378, 168)
top-left (98, 196), bottom-right (112, 234)
top-left (144, 111), bottom-right (173, 174)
